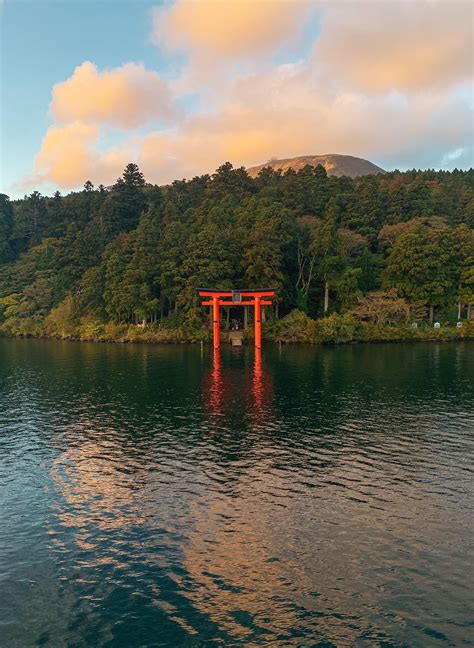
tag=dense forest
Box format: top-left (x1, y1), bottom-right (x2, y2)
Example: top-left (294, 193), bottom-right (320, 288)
top-left (0, 162), bottom-right (473, 344)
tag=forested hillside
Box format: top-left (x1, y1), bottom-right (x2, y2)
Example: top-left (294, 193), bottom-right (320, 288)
top-left (0, 162), bottom-right (473, 343)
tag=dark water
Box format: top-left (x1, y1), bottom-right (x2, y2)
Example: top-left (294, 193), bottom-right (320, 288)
top-left (0, 339), bottom-right (473, 648)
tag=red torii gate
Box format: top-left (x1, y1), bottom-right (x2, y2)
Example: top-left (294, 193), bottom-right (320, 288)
top-left (197, 288), bottom-right (276, 349)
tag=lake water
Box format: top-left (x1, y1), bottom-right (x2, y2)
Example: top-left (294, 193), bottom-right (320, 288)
top-left (0, 338), bottom-right (473, 647)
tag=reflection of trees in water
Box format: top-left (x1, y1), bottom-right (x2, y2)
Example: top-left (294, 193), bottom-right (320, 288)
top-left (271, 342), bottom-right (473, 408)
top-left (3, 339), bottom-right (205, 426)
top-left (268, 342), bottom-right (473, 446)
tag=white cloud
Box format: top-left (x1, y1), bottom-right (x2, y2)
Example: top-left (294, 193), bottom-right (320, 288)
top-left (30, 121), bottom-right (128, 188)
top-left (51, 61), bottom-right (179, 129)
top-left (314, 1), bottom-right (473, 93)
top-left (152, 0), bottom-right (311, 59)
top-left (26, 0), bottom-right (473, 190)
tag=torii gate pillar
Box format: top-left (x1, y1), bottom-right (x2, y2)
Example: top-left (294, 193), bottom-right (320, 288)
top-left (212, 296), bottom-right (220, 350)
top-left (254, 296), bottom-right (262, 349)
top-left (198, 289), bottom-right (276, 349)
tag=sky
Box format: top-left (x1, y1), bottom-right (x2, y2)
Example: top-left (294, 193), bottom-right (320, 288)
top-left (1, 0), bottom-right (473, 198)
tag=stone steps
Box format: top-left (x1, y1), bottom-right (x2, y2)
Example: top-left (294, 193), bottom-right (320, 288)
top-left (229, 331), bottom-right (244, 346)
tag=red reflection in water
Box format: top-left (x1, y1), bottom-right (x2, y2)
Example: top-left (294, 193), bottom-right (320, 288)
top-left (248, 347), bottom-right (275, 427)
top-left (209, 348), bottom-right (223, 415)
top-left (253, 348), bottom-right (263, 408)
top-left (203, 348), bottom-right (273, 423)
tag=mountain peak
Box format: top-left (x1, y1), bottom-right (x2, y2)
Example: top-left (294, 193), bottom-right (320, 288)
top-left (247, 154), bottom-right (385, 178)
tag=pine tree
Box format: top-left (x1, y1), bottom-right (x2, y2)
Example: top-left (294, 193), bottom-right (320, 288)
top-left (0, 194), bottom-right (14, 262)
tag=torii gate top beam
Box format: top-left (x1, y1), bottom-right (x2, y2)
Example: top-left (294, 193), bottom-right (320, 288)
top-left (197, 288), bottom-right (276, 298)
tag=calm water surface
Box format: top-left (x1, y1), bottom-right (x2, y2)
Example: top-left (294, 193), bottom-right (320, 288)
top-left (0, 339), bottom-right (473, 647)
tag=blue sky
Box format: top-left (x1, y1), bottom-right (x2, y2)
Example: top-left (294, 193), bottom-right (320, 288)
top-left (1, 0), bottom-right (164, 194)
top-left (1, 0), bottom-right (472, 198)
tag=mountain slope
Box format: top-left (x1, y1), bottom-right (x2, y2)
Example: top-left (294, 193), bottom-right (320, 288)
top-left (247, 154), bottom-right (385, 178)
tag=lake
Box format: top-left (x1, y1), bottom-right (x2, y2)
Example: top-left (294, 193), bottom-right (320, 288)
top-left (0, 338), bottom-right (473, 647)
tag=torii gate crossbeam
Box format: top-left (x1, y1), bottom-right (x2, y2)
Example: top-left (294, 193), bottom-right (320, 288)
top-left (197, 288), bottom-right (276, 349)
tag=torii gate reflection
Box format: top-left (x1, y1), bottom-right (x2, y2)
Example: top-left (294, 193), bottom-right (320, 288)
top-left (203, 348), bottom-right (273, 423)
top-left (197, 288), bottom-right (276, 349)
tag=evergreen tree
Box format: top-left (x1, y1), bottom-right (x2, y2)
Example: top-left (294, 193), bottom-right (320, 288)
top-left (0, 163), bottom-right (472, 334)
top-left (243, 200), bottom-right (295, 302)
top-left (354, 248), bottom-right (384, 292)
top-left (316, 200), bottom-right (345, 313)
top-left (385, 224), bottom-right (461, 322)
top-left (13, 191), bottom-right (47, 251)
top-left (0, 194), bottom-right (14, 262)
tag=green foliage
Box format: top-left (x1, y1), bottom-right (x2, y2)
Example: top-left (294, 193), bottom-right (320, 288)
top-left (0, 293), bottom-right (25, 321)
top-left (44, 295), bottom-right (78, 338)
top-left (269, 309), bottom-right (315, 343)
top-left (80, 319), bottom-right (106, 340)
top-left (314, 313), bottom-right (357, 343)
top-left (242, 198), bottom-right (295, 293)
top-left (0, 194), bottom-right (14, 262)
top-left (385, 223), bottom-right (472, 311)
top-left (183, 217), bottom-right (239, 305)
top-left (354, 248), bottom-right (384, 292)
top-left (334, 267), bottom-right (362, 310)
top-left (458, 255), bottom-right (474, 303)
top-left (0, 162), bottom-right (472, 343)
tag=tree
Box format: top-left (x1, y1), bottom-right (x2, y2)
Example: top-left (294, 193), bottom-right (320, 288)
top-left (449, 225), bottom-right (474, 319)
top-left (295, 216), bottom-right (320, 313)
top-left (76, 266), bottom-right (106, 318)
top-left (354, 248), bottom-right (384, 293)
top-left (0, 164), bottom-right (472, 337)
top-left (385, 224), bottom-right (461, 322)
top-left (97, 163), bottom-right (148, 239)
top-left (0, 194), bottom-right (14, 262)
top-left (207, 162), bottom-right (254, 201)
top-left (124, 213), bottom-right (162, 323)
top-left (157, 216), bottom-right (188, 315)
top-left (183, 214), bottom-right (240, 310)
top-left (458, 256), bottom-right (474, 319)
top-left (378, 217), bottom-right (445, 250)
top-left (335, 267), bottom-right (362, 311)
top-left (242, 200), bottom-right (295, 300)
top-left (406, 178), bottom-right (434, 218)
top-left (122, 163), bottom-right (146, 188)
top-left (346, 175), bottom-right (387, 242)
top-left (351, 289), bottom-right (409, 325)
top-left (102, 234), bottom-right (136, 321)
top-left (281, 164), bottom-right (329, 216)
top-left (44, 295), bottom-right (78, 338)
top-left (378, 219), bottom-right (421, 249)
top-left (23, 275), bottom-right (54, 316)
top-left (338, 228), bottom-right (368, 261)
top-left (315, 201), bottom-right (345, 314)
top-left (13, 191), bottom-right (47, 251)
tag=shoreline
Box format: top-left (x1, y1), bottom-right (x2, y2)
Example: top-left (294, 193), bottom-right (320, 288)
top-left (1, 325), bottom-right (473, 347)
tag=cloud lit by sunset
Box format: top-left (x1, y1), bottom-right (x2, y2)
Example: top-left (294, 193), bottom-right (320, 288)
top-left (51, 61), bottom-right (178, 129)
top-left (1, 0), bottom-right (472, 194)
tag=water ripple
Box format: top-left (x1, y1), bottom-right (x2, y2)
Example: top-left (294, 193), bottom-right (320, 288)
top-left (0, 339), bottom-right (473, 647)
